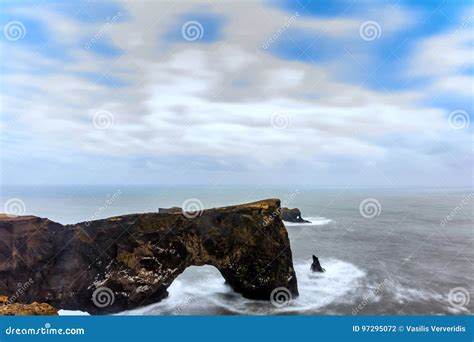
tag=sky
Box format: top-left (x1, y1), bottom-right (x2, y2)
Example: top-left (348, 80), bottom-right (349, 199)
top-left (0, 0), bottom-right (473, 187)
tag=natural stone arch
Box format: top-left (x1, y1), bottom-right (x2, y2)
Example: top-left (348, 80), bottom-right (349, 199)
top-left (0, 199), bottom-right (298, 314)
top-left (162, 264), bottom-right (227, 314)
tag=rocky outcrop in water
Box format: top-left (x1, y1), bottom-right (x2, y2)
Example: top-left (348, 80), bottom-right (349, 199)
top-left (281, 207), bottom-right (310, 223)
top-left (0, 199), bottom-right (298, 314)
top-left (310, 255), bottom-right (325, 273)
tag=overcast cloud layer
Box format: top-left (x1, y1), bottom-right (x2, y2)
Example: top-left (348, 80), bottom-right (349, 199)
top-left (1, 0), bottom-right (473, 187)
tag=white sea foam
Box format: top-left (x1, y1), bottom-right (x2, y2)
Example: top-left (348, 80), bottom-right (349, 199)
top-left (120, 265), bottom-right (232, 315)
top-left (58, 310), bottom-right (90, 316)
top-left (283, 217), bottom-right (333, 227)
top-left (290, 259), bottom-right (366, 309)
top-left (120, 259), bottom-right (365, 315)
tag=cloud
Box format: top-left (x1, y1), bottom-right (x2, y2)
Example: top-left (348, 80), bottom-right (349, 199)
top-left (408, 7), bottom-right (474, 99)
top-left (0, 0), bottom-right (472, 186)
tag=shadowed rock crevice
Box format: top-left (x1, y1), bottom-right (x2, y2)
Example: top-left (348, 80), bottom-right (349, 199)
top-left (0, 199), bottom-right (298, 314)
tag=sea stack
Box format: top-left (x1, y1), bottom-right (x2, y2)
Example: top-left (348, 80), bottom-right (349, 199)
top-left (310, 255), bottom-right (326, 273)
top-left (281, 207), bottom-right (311, 223)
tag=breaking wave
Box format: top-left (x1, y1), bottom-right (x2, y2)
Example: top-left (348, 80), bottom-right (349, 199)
top-left (284, 217), bottom-right (333, 227)
top-left (119, 259), bottom-right (365, 315)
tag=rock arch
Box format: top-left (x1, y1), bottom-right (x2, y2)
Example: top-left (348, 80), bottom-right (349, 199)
top-left (0, 199), bottom-right (298, 314)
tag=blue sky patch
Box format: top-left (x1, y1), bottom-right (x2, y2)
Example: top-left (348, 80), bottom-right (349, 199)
top-left (164, 11), bottom-right (225, 43)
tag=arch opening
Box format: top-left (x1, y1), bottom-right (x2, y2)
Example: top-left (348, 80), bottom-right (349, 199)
top-left (123, 265), bottom-right (239, 315)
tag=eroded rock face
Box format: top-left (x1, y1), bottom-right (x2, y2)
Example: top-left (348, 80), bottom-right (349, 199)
top-left (0, 199), bottom-right (298, 314)
top-left (281, 207), bottom-right (310, 223)
top-left (0, 296), bottom-right (58, 315)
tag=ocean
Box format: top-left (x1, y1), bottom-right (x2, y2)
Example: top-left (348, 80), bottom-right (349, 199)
top-left (1, 185), bottom-right (473, 315)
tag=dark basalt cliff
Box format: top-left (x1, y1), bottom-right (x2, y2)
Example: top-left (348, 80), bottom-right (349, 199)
top-left (0, 199), bottom-right (298, 314)
top-left (281, 207), bottom-right (310, 223)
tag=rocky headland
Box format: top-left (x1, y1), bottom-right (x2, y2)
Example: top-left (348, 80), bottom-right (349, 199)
top-left (0, 199), bottom-right (298, 314)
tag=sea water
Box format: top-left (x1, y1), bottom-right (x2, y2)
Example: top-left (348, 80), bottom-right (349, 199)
top-left (1, 185), bottom-right (472, 315)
